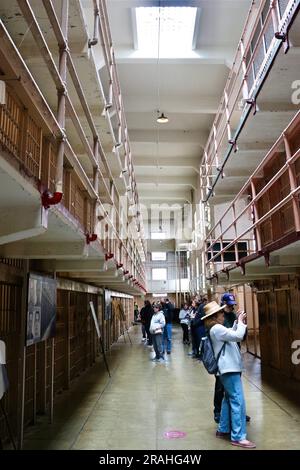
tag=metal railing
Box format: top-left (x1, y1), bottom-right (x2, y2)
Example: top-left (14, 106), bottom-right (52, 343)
top-left (200, 0), bottom-right (300, 202)
top-left (0, 0), bottom-right (146, 289)
top-left (205, 110), bottom-right (300, 277)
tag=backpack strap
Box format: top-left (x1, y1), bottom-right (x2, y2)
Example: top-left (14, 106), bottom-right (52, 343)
top-left (208, 329), bottom-right (226, 372)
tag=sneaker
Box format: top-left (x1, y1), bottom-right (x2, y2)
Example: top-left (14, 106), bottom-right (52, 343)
top-left (246, 415), bottom-right (251, 422)
top-left (167, 351), bottom-right (171, 355)
top-left (231, 439), bottom-right (256, 449)
top-left (151, 357), bottom-right (159, 362)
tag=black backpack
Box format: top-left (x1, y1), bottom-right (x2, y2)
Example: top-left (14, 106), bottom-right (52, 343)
top-left (199, 331), bottom-right (226, 374)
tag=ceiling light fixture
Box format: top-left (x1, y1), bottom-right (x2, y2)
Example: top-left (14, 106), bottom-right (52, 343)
top-left (157, 112), bottom-right (169, 124)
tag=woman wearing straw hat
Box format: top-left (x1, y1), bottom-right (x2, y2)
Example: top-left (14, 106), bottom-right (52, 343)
top-left (202, 301), bottom-right (256, 449)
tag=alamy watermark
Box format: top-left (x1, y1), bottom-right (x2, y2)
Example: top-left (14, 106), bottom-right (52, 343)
top-left (291, 80), bottom-right (300, 105)
top-left (291, 340), bottom-right (300, 365)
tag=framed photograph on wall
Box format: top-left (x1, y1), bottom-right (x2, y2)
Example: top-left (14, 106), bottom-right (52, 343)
top-left (26, 273), bottom-right (57, 346)
top-left (104, 289), bottom-right (112, 321)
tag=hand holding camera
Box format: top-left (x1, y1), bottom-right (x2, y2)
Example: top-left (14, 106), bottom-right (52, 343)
top-left (237, 310), bottom-right (247, 324)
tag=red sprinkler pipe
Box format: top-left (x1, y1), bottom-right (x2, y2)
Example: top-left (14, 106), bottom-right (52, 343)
top-left (41, 190), bottom-right (63, 209)
top-left (86, 233), bottom-right (97, 244)
top-left (105, 253), bottom-right (114, 261)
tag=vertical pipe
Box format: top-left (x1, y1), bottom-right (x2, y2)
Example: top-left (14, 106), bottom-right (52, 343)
top-left (55, 0), bottom-right (69, 193)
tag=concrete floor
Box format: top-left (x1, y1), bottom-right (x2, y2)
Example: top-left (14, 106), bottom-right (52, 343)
top-left (21, 325), bottom-right (300, 450)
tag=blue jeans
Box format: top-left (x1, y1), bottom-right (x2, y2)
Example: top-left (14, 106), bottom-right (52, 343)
top-left (218, 372), bottom-right (246, 442)
top-left (162, 323), bottom-right (172, 353)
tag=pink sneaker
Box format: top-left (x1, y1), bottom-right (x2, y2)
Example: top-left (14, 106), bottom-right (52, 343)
top-left (231, 439), bottom-right (256, 449)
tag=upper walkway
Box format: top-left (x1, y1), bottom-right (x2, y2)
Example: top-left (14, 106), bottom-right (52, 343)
top-left (18, 325), bottom-right (300, 450)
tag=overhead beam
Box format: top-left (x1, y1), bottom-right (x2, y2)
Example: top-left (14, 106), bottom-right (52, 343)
top-left (0, 207), bottom-right (47, 245)
top-left (139, 189), bottom-right (192, 203)
top-left (123, 96), bottom-right (219, 115)
top-left (134, 156), bottom-right (200, 172)
top-left (112, 46), bottom-right (234, 67)
top-left (0, 241), bottom-right (88, 259)
top-left (129, 130), bottom-right (207, 147)
top-left (137, 175), bottom-right (197, 189)
top-left (37, 259), bottom-right (106, 272)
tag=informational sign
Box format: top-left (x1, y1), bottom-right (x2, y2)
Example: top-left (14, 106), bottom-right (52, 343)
top-left (104, 289), bottom-right (112, 320)
top-left (26, 273), bottom-right (56, 346)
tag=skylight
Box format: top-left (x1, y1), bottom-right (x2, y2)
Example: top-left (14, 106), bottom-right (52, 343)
top-left (135, 7), bottom-right (197, 57)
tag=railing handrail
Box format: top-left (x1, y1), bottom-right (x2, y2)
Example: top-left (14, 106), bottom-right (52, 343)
top-left (206, 110), bottom-right (300, 242)
top-left (201, 1), bottom-right (268, 178)
top-left (200, 0), bottom-right (299, 203)
top-left (0, 9), bottom-right (146, 285)
top-left (205, 111), bottom-right (300, 265)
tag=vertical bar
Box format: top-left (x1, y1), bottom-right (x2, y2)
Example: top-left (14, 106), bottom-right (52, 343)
top-left (250, 179), bottom-right (262, 251)
top-left (17, 259), bottom-right (29, 450)
top-left (251, 288), bottom-right (258, 356)
top-left (65, 291), bottom-right (71, 390)
top-left (33, 343), bottom-right (37, 424)
top-left (243, 284), bottom-right (250, 353)
top-left (213, 124), bottom-right (219, 170)
top-left (283, 134), bottom-right (300, 232)
top-left (240, 40), bottom-right (249, 99)
top-left (49, 271), bottom-right (56, 424)
top-left (18, 347), bottom-right (26, 450)
top-left (40, 341), bottom-right (47, 414)
top-left (232, 203), bottom-right (240, 264)
top-left (49, 337), bottom-right (55, 424)
top-left (219, 221), bottom-right (225, 270)
top-left (175, 250), bottom-right (178, 306)
top-left (55, 0), bottom-right (69, 193)
top-left (271, 0), bottom-right (280, 31)
top-left (224, 91), bottom-right (232, 143)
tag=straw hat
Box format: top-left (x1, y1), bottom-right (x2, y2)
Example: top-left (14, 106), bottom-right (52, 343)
top-left (201, 301), bottom-right (226, 320)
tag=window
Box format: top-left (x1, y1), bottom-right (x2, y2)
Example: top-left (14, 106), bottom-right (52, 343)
top-left (151, 252), bottom-right (167, 261)
top-left (207, 242), bottom-right (248, 262)
top-left (152, 268), bottom-right (167, 281)
top-left (151, 232), bottom-right (166, 240)
top-left (135, 6), bottom-right (198, 56)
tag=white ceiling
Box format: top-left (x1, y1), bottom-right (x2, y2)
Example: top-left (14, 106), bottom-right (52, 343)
top-left (105, 0), bottom-right (253, 211)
